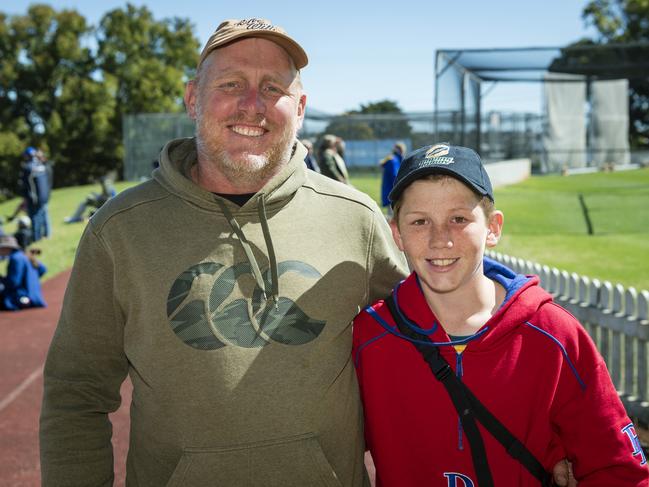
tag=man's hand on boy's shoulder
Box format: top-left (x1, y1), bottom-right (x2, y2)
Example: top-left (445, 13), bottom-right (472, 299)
top-left (553, 459), bottom-right (577, 486)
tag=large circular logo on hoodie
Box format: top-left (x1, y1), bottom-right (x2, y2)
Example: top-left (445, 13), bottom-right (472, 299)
top-left (166, 261), bottom-right (326, 350)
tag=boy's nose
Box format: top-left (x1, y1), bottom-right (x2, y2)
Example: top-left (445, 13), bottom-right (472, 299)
top-left (429, 227), bottom-right (453, 249)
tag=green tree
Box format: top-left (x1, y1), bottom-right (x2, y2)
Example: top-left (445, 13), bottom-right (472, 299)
top-left (583, 0), bottom-right (649, 146)
top-left (0, 4), bottom-right (200, 195)
top-left (96, 3), bottom-right (199, 175)
top-left (324, 99), bottom-right (412, 141)
top-left (0, 4), bottom-right (103, 192)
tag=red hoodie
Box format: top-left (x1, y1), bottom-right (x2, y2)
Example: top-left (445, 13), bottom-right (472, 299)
top-left (352, 259), bottom-right (648, 486)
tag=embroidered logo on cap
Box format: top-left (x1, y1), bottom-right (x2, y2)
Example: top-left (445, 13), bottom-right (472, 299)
top-left (236, 18), bottom-right (278, 31)
top-left (423, 144), bottom-right (454, 165)
top-left (425, 144), bottom-right (450, 158)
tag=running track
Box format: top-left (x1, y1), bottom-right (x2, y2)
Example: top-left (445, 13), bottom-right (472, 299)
top-left (0, 271), bottom-right (131, 487)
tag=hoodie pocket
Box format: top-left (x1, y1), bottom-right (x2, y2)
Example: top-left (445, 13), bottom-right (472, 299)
top-left (165, 432), bottom-right (343, 487)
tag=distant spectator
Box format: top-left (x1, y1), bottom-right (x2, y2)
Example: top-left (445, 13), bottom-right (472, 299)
top-left (335, 136), bottom-right (346, 160)
top-left (6, 198), bottom-right (27, 224)
top-left (14, 216), bottom-right (33, 250)
top-left (318, 134), bottom-right (349, 184)
top-left (19, 147), bottom-right (51, 241)
top-left (64, 175), bottom-right (117, 224)
top-left (37, 148), bottom-right (55, 238)
top-left (380, 142), bottom-right (406, 216)
top-left (301, 139), bottom-right (320, 172)
top-left (0, 235), bottom-right (47, 311)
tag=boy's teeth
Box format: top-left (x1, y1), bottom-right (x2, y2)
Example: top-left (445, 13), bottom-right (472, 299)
top-left (430, 258), bottom-right (456, 266)
top-left (231, 125), bottom-right (264, 137)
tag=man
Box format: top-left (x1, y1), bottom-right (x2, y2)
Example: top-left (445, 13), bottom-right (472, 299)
top-left (40, 18), bottom-right (406, 486)
top-left (19, 147), bottom-right (51, 241)
top-left (319, 133), bottom-right (350, 184)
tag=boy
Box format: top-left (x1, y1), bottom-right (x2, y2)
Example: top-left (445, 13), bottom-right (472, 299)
top-left (352, 143), bottom-right (648, 486)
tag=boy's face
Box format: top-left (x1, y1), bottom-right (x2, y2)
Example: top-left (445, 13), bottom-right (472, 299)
top-left (390, 177), bottom-right (503, 298)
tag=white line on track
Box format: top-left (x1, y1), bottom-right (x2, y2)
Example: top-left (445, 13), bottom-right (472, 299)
top-left (0, 366), bottom-right (43, 413)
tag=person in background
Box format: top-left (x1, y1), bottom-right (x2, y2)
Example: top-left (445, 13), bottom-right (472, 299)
top-left (0, 235), bottom-right (46, 311)
top-left (318, 133), bottom-right (349, 184)
top-left (379, 142), bottom-right (406, 217)
top-left (36, 148), bottom-right (54, 238)
top-left (301, 138), bottom-right (320, 172)
top-left (64, 175), bottom-right (117, 223)
top-left (19, 147), bottom-right (51, 241)
top-left (14, 216), bottom-right (33, 250)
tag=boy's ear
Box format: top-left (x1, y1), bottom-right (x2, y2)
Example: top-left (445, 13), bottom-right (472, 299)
top-left (486, 210), bottom-right (504, 248)
top-left (389, 217), bottom-right (405, 252)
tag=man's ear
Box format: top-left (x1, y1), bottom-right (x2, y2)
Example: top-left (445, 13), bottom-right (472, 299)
top-left (184, 80), bottom-right (198, 120)
top-left (389, 217), bottom-right (405, 252)
top-left (296, 93), bottom-right (307, 130)
top-left (486, 210), bottom-right (504, 248)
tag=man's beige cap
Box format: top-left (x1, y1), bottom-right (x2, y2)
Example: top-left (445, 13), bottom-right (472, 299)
top-left (198, 18), bottom-right (308, 69)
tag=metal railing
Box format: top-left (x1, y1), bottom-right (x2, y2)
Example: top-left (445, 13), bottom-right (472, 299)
top-left (487, 251), bottom-right (649, 425)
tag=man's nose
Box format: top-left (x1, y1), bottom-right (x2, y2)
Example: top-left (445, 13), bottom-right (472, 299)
top-left (238, 87), bottom-right (266, 114)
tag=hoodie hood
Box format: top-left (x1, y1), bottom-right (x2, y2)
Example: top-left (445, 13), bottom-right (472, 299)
top-left (391, 256), bottom-right (553, 351)
top-left (153, 137), bottom-right (308, 214)
top-left (152, 136), bottom-right (309, 307)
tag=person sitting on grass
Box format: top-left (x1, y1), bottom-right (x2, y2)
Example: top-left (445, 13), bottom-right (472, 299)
top-left (0, 235), bottom-right (46, 311)
top-left (64, 175), bottom-right (117, 223)
top-left (352, 143), bottom-right (648, 486)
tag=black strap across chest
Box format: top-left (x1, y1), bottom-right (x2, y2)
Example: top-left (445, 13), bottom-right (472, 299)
top-left (384, 294), bottom-right (555, 487)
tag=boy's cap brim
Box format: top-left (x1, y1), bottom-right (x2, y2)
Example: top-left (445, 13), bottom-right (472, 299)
top-left (198, 18), bottom-right (308, 70)
top-left (388, 143), bottom-right (494, 205)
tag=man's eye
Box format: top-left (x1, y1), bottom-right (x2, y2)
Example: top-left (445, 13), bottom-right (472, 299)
top-left (452, 216), bottom-right (467, 223)
top-left (219, 81), bottom-right (240, 90)
top-left (264, 85), bottom-right (283, 95)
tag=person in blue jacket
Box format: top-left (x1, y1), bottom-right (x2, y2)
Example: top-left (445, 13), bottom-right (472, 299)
top-left (380, 142), bottom-right (406, 216)
top-left (19, 147), bottom-right (51, 241)
top-left (0, 235), bottom-right (47, 311)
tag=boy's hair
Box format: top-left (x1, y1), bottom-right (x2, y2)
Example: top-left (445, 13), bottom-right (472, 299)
top-left (392, 174), bottom-right (495, 222)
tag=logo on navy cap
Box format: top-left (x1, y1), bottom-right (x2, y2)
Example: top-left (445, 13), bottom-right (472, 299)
top-left (424, 143), bottom-right (454, 165)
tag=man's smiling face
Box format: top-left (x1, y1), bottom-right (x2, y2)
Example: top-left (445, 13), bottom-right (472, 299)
top-left (186, 37), bottom-right (306, 189)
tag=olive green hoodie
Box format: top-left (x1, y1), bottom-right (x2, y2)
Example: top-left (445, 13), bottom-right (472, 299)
top-left (40, 138), bottom-right (407, 486)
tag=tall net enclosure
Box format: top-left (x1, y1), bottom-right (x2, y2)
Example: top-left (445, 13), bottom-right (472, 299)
top-left (434, 44), bottom-right (649, 173)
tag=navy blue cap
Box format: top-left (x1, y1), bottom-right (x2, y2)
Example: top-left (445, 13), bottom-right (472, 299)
top-left (388, 143), bottom-right (494, 205)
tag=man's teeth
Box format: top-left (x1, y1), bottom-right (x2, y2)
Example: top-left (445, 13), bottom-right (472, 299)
top-left (231, 125), bottom-right (265, 137)
top-left (430, 258), bottom-right (456, 266)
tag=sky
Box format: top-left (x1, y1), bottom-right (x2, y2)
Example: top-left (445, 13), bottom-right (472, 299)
top-left (9, 0), bottom-right (599, 114)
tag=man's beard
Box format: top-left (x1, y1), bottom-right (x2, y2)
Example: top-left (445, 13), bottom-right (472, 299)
top-left (194, 104), bottom-right (297, 188)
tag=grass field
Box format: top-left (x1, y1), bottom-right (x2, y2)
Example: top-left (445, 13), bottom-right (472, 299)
top-left (2, 167), bottom-right (648, 290)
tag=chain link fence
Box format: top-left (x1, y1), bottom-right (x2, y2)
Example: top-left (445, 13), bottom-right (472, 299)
top-left (123, 109), bottom-right (646, 181)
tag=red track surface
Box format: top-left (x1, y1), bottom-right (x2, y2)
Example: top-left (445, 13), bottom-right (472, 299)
top-left (0, 271), bottom-right (131, 487)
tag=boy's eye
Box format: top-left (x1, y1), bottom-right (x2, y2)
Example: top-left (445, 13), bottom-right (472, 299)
top-left (411, 218), bottom-right (427, 226)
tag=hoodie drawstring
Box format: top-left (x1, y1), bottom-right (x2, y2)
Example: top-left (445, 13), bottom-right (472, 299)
top-left (257, 195), bottom-right (279, 308)
top-left (216, 196), bottom-right (279, 309)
